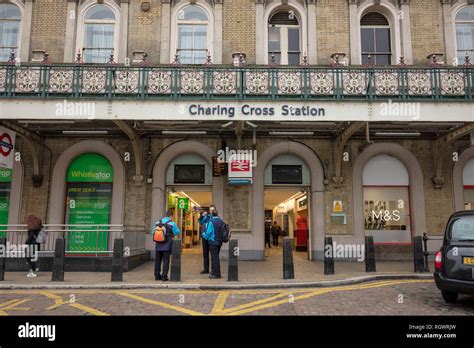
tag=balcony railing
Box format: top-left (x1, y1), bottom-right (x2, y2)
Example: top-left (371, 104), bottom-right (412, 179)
top-left (0, 63), bottom-right (473, 100)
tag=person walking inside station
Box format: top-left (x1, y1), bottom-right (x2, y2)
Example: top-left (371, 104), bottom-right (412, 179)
top-left (201, 206), bottom-right (224, 279)
top-left (271, 221), bottom-right (282, 247)
top-left (198, 205), bottom-right (217, 275)
top-left (265, 222), bottom-right (272, 249)
top-left (25, 215), bottom-right (43, 278)
top-left (152, 210), bottom-right (180, 281)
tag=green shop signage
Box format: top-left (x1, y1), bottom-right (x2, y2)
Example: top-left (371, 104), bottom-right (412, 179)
top-left (0, 168), bottom-right (12, 237)
top-left (66, 154), bottom-right (113, 253)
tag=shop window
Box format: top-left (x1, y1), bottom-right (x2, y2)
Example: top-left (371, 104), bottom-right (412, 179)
top-left (455, 6), bottom-right (474, 63)
top-left (362, 155), bottom-right (411, 243)
top-left (0, 168), bottom-right (12, 237)
top-left (0, 3), bottom-right (21, 62)
top-left (81, 4), bottom-right (116, 63)
top-left (176, 5), bottom-right (208, 64)
top-left (65, 153), bottom-right (113, 252)
top-left (463, 157), bottom-right (474, 210)
top-left (360, 12), bottom-right (391, 65)
top-left (268, 10), bottom-right (301, 65)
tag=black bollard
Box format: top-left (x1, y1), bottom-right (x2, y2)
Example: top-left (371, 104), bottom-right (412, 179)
top-left (283, 237), bottom-right (295, 279)
top-left (170, 239), bottom-right (182, 282)
top-left (365, 235), bottom-right (376, 272)
top-left (324, 237), bottom-right (335, 275)
top-left (228, 239), bottom-right (238, 281)
top-left (51, 238), bottom-right (66, 282)
top-left (111, 239), bottom-right (124, 282)
top-left (413, 236), bottom-right (425, 273)
top-left (0, 238), bottom-right (5, 281)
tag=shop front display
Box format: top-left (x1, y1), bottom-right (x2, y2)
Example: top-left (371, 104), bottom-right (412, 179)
top-left (0, 168), bottom-right (12, 238)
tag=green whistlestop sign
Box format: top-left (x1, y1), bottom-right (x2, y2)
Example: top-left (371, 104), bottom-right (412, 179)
top-left (0, 168), bottom-right (12, 237)
top-left (67, 153), bottom-right (113, 183)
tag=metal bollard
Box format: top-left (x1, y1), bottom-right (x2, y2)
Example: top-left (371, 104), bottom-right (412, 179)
top-left (413, 236), bottom-right (425, 273)
top-left (0, 238), bottom-right (5, 281)
top-left (324, 237), bottom-right (335, 275)
top-left (51, 238), bottom-right (66, 282)
top-left (283, 237), bottom-right (295, 279)
top-left (170, 239), bottom-right (182, 282)
top-left (111, 239), bottom-right (124, 282)
top-left (422, 232), bottom-right (430, 272)
top-left (365, 236), bottom-right (376, 272)
top-left (228, 239), bottom-right (238, 281)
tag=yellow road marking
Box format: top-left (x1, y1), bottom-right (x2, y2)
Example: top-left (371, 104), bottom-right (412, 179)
top-left (41, 292), bottom-right (109, 316)
top-left (211, 291), bottom-right (229, 315)
top-left (116, 291), bottom-right (205, 316)
top-left (223, 280), bottom-right (433, 316)
top-left (0, 299), bottom-right (31, 315)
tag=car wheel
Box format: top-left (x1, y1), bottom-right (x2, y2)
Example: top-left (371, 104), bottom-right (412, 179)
top-left (441, 291), bottom-right (459, 303)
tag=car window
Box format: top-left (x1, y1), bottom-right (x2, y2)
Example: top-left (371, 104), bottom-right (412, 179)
top-left (451, 217), bottom-right (474, 240)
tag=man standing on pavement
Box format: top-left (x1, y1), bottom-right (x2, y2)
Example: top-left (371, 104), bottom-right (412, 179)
top-left (201, 206), bottom-right (224, 279)
top-left (152, 211), bottom-right (181, 281)
top-left (198, 205), bottom-right (217, 275)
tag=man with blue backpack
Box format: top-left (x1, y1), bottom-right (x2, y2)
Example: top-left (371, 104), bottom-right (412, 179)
top-left (201, 207), bottom-right (230, 279)
top-left (152, 211), bottom-right (181, 281)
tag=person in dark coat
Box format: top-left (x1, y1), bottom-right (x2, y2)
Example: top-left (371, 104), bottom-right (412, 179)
top-left (25, 215), bottom-right (42, 278)
top-left (152, 211), bottom-right (180, 281)
top-left (265, 222), bottom-right (272, 248)
top-left (201, 207), bottom-right (224, 279)
top-left (271, 221), bottom-right (282, 247)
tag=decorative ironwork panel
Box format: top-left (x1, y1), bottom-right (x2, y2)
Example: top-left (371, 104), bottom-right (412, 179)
top-left (407, 71), bottom-right (432, 95)
top-left (115, 69), bottom-right (139, 94)
top-left (374, 71), bottom-right (399, 95)
top-left (309, 71), bottom-right (334, 95)
top-left (245, 70), bottom-right (269, 95)
top-left (15, 67), bottom-right (40, 93)
top-left (48, 69), bottom-right (74, 93)
top-left (343, 71), bottom-right (367, 95)
top-left (81, 68), bottom-right (107, 94)
top-left (212, 70), bottom-right (237, 94)
top-left (277, 71), bottom-right (302, 95)
top-left (147, 69), bottom-right (172, 94)
top-left (0, 68), bottom-right (6, 92)
top-left (180, 69), bottom-right (205, 94)
top-left (440, 71), bottom-right (465, 95)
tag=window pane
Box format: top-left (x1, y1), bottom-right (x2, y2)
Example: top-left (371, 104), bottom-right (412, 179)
top-left (375, 28), bottom-right (390, 53)
top-left (361, 28), bottom-right (375, 52)
top-left (268, 26), bottom-right (280, 52)
top-left (456, 7), bottom-right (474, 21)
top-left (288, 28), bottom-right (300, 51)
top-left (0, 47), bottom-right (12, 61)
top-left (85, 5), bottom-right (115, 20)
top-left (0, 4), bottom-right (21, 20)
top-left (178, 5), bottom-right (207, 21)
top-left (375, 54), bottom-right (390, 65)
top-left (84, 24), bottom-right (114, 48)
top-left (464, 188), bottom-right (474, 210)
top-left (178, 25), bottom-right (193, 49)
top-left (0, 21), bottom-right (19, 46)
top-left (194, 25), bottom-right (207, 50)
top-left (288, 52), bottom-right (300, 65)
top-left (363, 187), bottom-right (411, 243)
top-left (456, 23), bottom-right (474, 60)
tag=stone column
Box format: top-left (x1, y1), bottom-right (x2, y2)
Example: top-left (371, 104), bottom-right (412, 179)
top-left (20, 0), bottom-right (34, 63)
top-left (214, 0), bottom-right (223, 64)
top-left (442, 0), bottom-right (455, 65)
top-left (63, 0), bottom-right (78, 63)
top-left (400, 0), bottom-right (413, 65)
top-left (307, 0), bottom-right (317, 64)
top-left (255, 0), bottom-right (265, 64)
top-left (118, 0), bottom-right (130, 63)
top-left (160, 0), bottom-right (171, 64)
top-left (348, 0), bottom-right (360, 65)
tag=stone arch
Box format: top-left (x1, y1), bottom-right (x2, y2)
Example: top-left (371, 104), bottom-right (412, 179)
top-left (48, 140), bottom-right (125, 226)
top-left (453, 146), bottom-right (474, 211)
top-left (352, 143), bottom-right (426, 244)
top-left (253, 141), bottom-right (325, 260)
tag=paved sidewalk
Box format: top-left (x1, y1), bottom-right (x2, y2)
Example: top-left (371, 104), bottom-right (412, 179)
top-left (0, 246), bottom-right (432, 289)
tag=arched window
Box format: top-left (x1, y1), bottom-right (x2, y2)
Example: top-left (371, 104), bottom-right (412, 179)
top-left (463, 157), bottom-right (474, 210)
top-left (362, 155), bottom-right (411, 243)
top-left (0, 3), bottom-right (21, 62)
top-left (455, 6), bottom-right (474, 62)
top-left (268, 10), bottom-right (301, 65)
top-left (82, 4), bottom-right (116, 63)
top-left (360, 12), bottom-right (391, 65)
top-left (176, 5), bottom-right (208, 64)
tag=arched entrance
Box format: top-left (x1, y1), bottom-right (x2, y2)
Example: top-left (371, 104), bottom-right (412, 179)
top-left (253, 141), bottom-right (325, 261)
top-left (150, 141), bottom-right (224, 254)
top-left (352, 143), bottom-right (426, 246)
top-left (453, 146), bottom-right (474, 211)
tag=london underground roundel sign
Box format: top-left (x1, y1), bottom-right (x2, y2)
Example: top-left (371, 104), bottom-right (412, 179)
top-left (0, 127), bottom-right (16, 169)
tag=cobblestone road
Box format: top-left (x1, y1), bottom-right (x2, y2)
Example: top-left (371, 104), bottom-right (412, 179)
top-left (0, 280), bottom-right (473, 316)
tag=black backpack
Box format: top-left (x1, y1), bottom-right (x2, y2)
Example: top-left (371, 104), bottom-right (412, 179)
top-left (218, 222), bottom-right (231, 243)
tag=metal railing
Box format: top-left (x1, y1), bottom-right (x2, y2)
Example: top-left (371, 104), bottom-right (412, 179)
top-left (0, 63), bottom-right (472, 100)
top-left (0, 224), bottom-right (147, 257)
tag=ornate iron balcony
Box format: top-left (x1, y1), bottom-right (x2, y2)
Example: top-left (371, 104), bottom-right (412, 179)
top-left (0, 63), bottom-right (472, 100)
